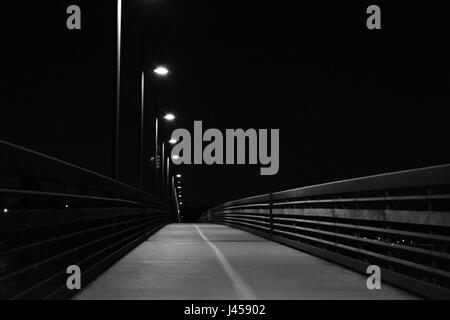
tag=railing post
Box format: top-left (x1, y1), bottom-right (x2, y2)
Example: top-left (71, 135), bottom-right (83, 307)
top-left (269, 193), bottom-right (273, 238)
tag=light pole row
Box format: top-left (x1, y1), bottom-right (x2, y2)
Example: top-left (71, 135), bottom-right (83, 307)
top-left (114, 1), bottom-right (182, 213)
top-left (145, 67), bottom-right (180, 205)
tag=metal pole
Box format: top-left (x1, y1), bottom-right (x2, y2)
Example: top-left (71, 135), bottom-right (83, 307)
top-left (173, 176), bottom-right (180, 222)
top-left (269, 193), bottom-right (273, 238)
top-left (139, 71), bottom-right (144, 189)
top-left (161, 142), bottom-right (165, 198)
top-left (166, 155), bottom-right (170, 202)
top-left (154, 116), bottom-right (158, 196)
top-left (113, 0), bottom-right (122, 180)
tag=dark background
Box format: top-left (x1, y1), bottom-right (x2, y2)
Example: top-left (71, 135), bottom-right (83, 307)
top-left (2, 1), bottom-right (450, 220)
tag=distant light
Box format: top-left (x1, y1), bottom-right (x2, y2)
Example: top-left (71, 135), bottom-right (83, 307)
top-left (65, 204), bottom-right (69, 208)
top-left (177, 186), bottom-right (181, 189)
top-left (172, 155), bottom-right (180, 160)
top-left (176, 174), bottom-right (181, 178)
top-left (169, 138), bottom-right (177, 144)
top-left (3, 208), bottom-right (8, 213)
top-left (163, 113), bottom-right (175, 121)
top-left (154, 66), bottom-right (169, 76)
top-left (179, 202), bottom-right (183, 205)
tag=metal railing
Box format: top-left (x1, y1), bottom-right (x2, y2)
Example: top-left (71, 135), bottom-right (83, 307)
top-left (201, 164), bottom-right (450, 299)
top-left (0, 139), bottom-right (172, 299)
top-left (0, 139), bottom-right (165, 209)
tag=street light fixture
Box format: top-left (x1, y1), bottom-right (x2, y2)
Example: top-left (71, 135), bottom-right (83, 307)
top-left (154, 66), bottom-right (169, 76)
top-left (163, 113), bottom-right (175, 121)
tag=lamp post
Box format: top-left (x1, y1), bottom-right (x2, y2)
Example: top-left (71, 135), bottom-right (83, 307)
top-left (161, 141), bottom-right (165, 198)
top-left (172, 175), bottom-right (181, 222)
top-left (139, 71), bottom-right (145, 189)
top-left (165, 137), bottom-right (177, 201)
top-left (138, 64), bottom-right (170, 191)
top-left (112, 0), bottom-right (122, 180)
top-left (114, 0), bottom-right (172, 194)
top-left (153, 112), bottom-right (175, 197)
top-left (166, 154), bottom-right (170, 202)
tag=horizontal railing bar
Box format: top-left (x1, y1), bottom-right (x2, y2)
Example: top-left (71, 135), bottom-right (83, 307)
top-left (216, 215), bottom-right (450, 259)
top-left (209, 194), bottom-right (450, 213)
top-left (42, 222), bottom-right (166, 300)
top-left (273, 228), bottom-right (450, 279)
top-left (0, 188), bottom-right (162, 208)
top-left (273, 194), bottom-right (450, 206)
top-left (11, 221), bottom-right (165, 300)
top-left (0, 217), bottom-right (166, 282)
top-left (209, 217), bottom-right (270, 232)
top-left (0, 215), bottom-right (164, 258)
top-left (214, 216), bottom-right (270, 226)
top-left (271, 217), bottom-right (450, 242)
top-left (217, 164), bottom-right (450, 208)
top-left (272, 222), bottom-right (450, 261)
top-left (211, 215), bottom-right (450, 261)
top-left (212, 204), bottom-right (270, 211)
top-left (214, 213), bottom-right (270, 220)
top-left (212, 207), bottom-right (450, 228)
top-left (0, 139), bottom-right (158, 201)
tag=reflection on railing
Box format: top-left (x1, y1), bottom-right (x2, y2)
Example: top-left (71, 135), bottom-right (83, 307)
top-left (201, 164), bottom-right (450, 299)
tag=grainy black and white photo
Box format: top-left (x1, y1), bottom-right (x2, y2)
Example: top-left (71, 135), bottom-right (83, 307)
top-left (1, 0), bottom-right (449, 307)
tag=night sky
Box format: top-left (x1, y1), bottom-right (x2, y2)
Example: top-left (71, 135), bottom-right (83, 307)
top-left (3, 1), bottom-right (450, 214)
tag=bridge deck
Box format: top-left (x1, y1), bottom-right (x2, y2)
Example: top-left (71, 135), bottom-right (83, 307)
top-left (75, 223), bottom-right (417, 300)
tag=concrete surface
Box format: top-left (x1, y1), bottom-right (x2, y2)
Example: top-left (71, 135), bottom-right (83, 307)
top-left (75, 223), bottom-right (418, 300)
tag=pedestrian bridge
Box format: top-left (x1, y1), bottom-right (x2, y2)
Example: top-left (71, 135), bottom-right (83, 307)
top-left (0, 139), bottom-right (449, 300)
top-left (75, 224), bottom-right (415, 300)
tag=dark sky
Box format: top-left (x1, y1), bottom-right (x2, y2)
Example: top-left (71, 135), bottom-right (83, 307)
top-left (3, 1), bottom-right (450, 209)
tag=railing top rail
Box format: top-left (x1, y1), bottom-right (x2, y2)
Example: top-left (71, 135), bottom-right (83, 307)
top-left (214, 164), bottom-right (450, 210)
top-left (0, 139), bottom-right (161, 206)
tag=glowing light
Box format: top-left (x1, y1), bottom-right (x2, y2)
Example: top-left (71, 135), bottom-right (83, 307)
top-left (176, 174), bottom-right (181, 178)
top-left (163, 113), bottom-right (175, 121)
top-left (169, 138), bottom-right (177, 144)
top-left (154, 66), bottom-right (169, 76)
top-left (172, 155), bottom-right (180, 160)
top-left (3, 208), bottom-right (8, 213)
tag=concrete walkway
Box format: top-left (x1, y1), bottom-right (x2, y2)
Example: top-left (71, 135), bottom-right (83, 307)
top-left (75, 223), bottom-right (417, 300)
